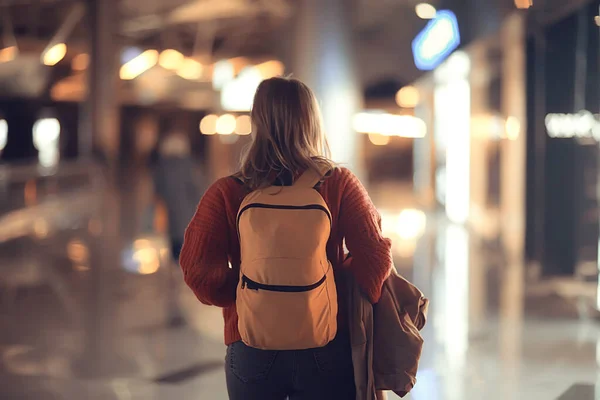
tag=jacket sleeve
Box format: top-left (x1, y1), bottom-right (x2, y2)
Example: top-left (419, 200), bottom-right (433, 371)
top-left (338, 169), bottom-right (392, 304)
top-left (179, 180), bottom-right (238, 307)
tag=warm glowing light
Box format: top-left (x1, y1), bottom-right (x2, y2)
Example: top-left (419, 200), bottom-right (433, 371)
top-left (216, 114), bottom-right (236, 135)
top-left (0, 46), bottom-right (17, 63)
top-left (255, 60), bottom-right (284, 79)
top-left (72, 53), bottom-right (89, 71)
top-left (42, 43), bottom-right (67, 66)
top-left (0, 119), bottom-right (7, 151)
top-left (159, 49), bottom-right (184, 70)
top-left (221, 66), bottom-right (263, 112)
top-left (381, 209), bottom-right (427, 240)
top-left (213, 59), bottom-right (235, 90)
top-left (416, 3), bottom-right (437, 19)
top-left (595, 16), bottom-right (600, 27)
top-left (235, 115), bottom-right (252, 135)
top-left (133, 248), bottom-right (160, 275)
top-left (176, 58), bottom-right (203, 80)
top-left (505, 116), bottom-right (521, 141)
top-left (200, 114), bottom-right (218, 135)
top-left (471, 114), bottom-right (505, 140)
top-left (353, 112), bottom-right (427, 138)
top-left (396, 86), bottom-right (420, 108)
top-left (398, 209), bottom-right (427, 240)
top-left (133, 239), bottom-right (152, 249)
top-left (514, 0), bottom-right (532, 9)
top-left (120, 49), bottom-right (158, 80)
top-left (368, 133), bottom-right (390, 146)
top-left (380, 209), bottom-right (427, 258)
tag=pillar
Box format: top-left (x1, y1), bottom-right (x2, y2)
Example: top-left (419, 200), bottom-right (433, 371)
top-left (82, 0), bottom-right (120, 164)
top-left (500, 13), bottom-right (526, 264)
top-left (499, 13), bottom-right (526, 398)
top-left (291, 0), bottom-right (363, 179)
top-left (77, 0), bottom-right (120, 377)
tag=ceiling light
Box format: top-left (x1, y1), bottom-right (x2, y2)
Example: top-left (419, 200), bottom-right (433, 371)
top-left (200, 114), bottom-right (218, 135)
top-left (176, 58), bottom-right (203, 80)
top-left (368, 133), bottom-right (391, 146)
top-left (353, 112), bottom-right (427, 138)
top-left (216, 114), bottom-right (236, 135)
top-left (159, 49), bottom-right (184, 71)
top-left (42, 43), bottom-right (67, 66)
top-left (395, 86), bottom-right (420, 108)
top-left (120, 49), bottom-right (158, 80)
top-left (235, 115), bottom-right (252, 135)
top-left (415, 3), bottom-right (437, 19)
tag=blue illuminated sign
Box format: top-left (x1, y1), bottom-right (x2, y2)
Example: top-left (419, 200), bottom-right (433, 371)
top-left (412, 10), bottom-right (461, 71)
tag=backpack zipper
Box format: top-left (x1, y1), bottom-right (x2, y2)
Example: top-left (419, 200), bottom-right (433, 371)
top-left (241, 274), bottom-right (327, 292)
top-left (237, 203), bottom-right (332, 233)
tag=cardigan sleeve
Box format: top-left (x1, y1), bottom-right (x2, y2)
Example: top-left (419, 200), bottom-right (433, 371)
top-left (179, 179), bottom-right (238, 307)
top-left (337, 169), bottom-right (392, 304)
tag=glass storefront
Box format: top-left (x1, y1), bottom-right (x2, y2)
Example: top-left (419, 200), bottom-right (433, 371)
top-left (525, 1), bottom-right (600, 279)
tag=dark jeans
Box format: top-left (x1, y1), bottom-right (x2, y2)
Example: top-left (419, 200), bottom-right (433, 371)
top-left (225, 334), bottom-right (356, 400)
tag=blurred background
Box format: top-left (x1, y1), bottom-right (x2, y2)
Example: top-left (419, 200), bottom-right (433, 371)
top-left (0, 0), bottom-right (599, 399)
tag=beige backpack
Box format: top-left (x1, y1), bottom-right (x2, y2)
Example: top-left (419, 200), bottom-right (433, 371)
top-left (236, 167), bottom-right (338, 350)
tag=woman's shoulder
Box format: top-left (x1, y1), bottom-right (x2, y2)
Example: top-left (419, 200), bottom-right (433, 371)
top-left (324, 166), bottom-right (357, 187)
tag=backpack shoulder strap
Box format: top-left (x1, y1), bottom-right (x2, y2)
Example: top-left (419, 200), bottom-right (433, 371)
top-left (293, 166), bottom-right (330, 189)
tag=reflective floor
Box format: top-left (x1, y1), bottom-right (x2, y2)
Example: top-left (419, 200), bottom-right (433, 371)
top-left (0, 173), bottom-right (599, 400)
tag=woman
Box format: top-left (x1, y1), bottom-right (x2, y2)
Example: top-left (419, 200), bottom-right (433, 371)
top-left (180, 77), bottom-right (392, 400)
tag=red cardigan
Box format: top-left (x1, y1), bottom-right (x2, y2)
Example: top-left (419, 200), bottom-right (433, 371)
top-left (179, 167), bottom-right (393, 345)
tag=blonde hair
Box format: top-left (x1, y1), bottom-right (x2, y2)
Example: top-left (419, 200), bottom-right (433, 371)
top-left (238, 77), bottom-right (335, 190)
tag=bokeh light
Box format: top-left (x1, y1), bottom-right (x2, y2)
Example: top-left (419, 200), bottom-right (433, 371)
top-left (216, 114), bottom-right (236, 135)
top-left (72, 53), bottom-right (89, 71)
top-left (159, 49), bottom-right (184, 71)
top-left (176, 58), bottom-right (203, 80)
top-left (235, 115), bottom-right (252, 135)
top-left (120, 49), bottom-right (158, 80)
top-left (200, 114), bottom-right (218, 135)
top-left (396, 86), bottom-right (420, 108)
top-left (42, 43), bottom-right (67, 66)
top-left (415, 3), bottom-right (437, 19)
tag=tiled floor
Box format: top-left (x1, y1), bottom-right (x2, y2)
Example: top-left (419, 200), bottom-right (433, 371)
top-left (0, 181), bottom-right (599, 400)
